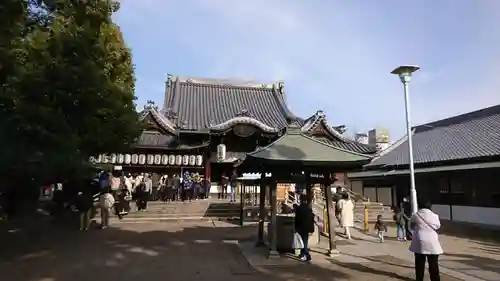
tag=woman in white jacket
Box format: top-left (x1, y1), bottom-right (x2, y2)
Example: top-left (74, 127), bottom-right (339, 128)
top-left (409, 200), bottom-right (443, 281)
top-left (337, 193), bottom-right (354, 239)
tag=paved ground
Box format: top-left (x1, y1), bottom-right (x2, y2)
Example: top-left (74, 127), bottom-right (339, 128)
top-left (1, 214), bottom-right (499, 281)
top-left (317, 225), bottom-right (500, 281)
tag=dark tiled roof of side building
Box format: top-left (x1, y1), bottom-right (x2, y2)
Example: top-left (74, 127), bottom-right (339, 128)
top-left (367, 104), bottom-right (500, 167)
top-left (163, 76), bottom-right (296, 131)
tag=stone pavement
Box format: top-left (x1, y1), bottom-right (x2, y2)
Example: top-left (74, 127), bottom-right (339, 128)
top-left (310, 225), bottom-right (500, 281)
top-left (1, 218), bottom-right (499, 281)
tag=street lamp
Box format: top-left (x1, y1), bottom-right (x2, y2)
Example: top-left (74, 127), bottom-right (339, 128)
top-left (391, 65), bottom-right (420, 215)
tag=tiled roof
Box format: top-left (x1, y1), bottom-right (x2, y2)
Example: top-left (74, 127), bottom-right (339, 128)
top-left (314, 137), bottom-right (377, 154)
top-left (367, 104), bottom-right (500, 167)
top-left (135, 131), bottom-right (210, 150)
top-left (301, 110), bottom-right (377, 154)
top-left (247, 124), bottom-right (372, 164)
top-left (136, 131), bottom-right (175, 147)
top-left (163, 76), bottom-right (295, 131)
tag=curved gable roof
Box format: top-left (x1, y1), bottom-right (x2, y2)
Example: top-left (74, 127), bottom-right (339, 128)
top-left (139, 104), bottom-right (177, 135)
top-left (301, 110), bottom-right (377, 154)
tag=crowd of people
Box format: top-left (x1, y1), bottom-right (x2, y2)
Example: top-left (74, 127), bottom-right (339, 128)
top-left (73, 169), bottom-right (219, 231)
top-left (157, 171), bottom-right (211, 202)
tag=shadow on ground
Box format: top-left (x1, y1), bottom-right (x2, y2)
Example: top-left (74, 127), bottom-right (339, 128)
top-left (0, 218), bottom-right (352, 281)
top-left (440, 221), bottom-right (500, 243)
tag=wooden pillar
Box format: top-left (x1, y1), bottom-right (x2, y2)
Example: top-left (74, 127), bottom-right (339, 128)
top-left (324, 173), bottom-right (339, 256)
top-left (269, 178), bottom-right (279, 258)
top-left (256, 173), bottom-right (266, 246)
top-left (305, 172), bottom-right (313, 208)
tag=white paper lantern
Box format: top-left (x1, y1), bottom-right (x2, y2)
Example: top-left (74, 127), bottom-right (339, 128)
top-left (168, 155), bottom-right (175, 165)
top-left (117, 154), bottom-right (124, 164)
top-left (161, 155), bottom-right (169, 165)
top-left (131, 154), bottom-right (138, 164)
top-left (102, 154), bottom-right (109, 164)
top-left (124, 154), bottom-right (132, 164)
top-left (175, 155), bottom-right (182, 165)
top-left (188, 155), bottom-right (196, 166)
top-left (147, 154), bottom-right (154, 165)
top-left (182, 155), bottom-right (189, 165)
top-left (154, 154), bottom-right (161, 165)
top-left (195, 155), bottom-right (203, 166)
top-left (217, 144), bottom-right (226, 162)
top-left (110, 154), bottom-right (117, 164)
top-left (138, 154), bottom-right (146, 165)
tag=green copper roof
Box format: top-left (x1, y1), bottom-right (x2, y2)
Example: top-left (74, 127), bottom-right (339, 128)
top-left (247, 125), bottom-right (372, 164)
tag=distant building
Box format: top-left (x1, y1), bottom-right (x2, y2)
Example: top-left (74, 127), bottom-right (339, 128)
top-left (354, 133), bottom-right (368, 144)
top-left (368, 128), bottom-right (390, 151)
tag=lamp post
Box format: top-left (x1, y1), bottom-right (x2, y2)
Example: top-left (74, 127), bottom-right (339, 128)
top-left (391, 65), bottom-right (420, 215)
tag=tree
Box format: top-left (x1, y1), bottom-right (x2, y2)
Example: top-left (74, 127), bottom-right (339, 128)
top-left (0, 0), bottom-right (140, 189)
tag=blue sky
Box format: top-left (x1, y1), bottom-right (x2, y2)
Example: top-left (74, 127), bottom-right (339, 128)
top-left (114, 0), bottom-right (500, 139)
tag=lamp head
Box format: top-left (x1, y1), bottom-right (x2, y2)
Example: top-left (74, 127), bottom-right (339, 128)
top-left (391, 65), bottom-right (420, 84)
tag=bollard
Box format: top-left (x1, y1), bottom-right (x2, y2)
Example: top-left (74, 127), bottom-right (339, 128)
top-left (364, 204), bottom-right (369, 233)
top-left (323, 206), bottom-right (328, 233)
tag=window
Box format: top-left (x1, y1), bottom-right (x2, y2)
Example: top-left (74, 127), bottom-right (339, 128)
top-left (450, 179), bottom-right (465, 194)
top-left (438, 178), bottom-right (449, 194)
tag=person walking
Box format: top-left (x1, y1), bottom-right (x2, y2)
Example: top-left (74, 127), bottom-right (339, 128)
top-left (173, 174), bottom-right (181, 201)
top-left (294, 196), bottom-right (315, 262)
top-left (337, 193), bottom-right (354, 239)
top-left (182, 171), bottom-right (193, 202)
top-left (393, 206), bottom-right (407, 241)
top-left (409, 200), bottom-right (443, 281)
top-left (99, 187), bottom-right (114, 229)
top-left (202, 178), bottom-right (211, 199)
top-left (140, 174), bottom-right (152, 210)
top-left (374, 214), bottom-right (387, 243)
top-left (220, 173), bottom-right (228, 200)
top-left (76, 188), bottom-right (94, 231)
top-left (229, 170), bottom-right (238, 203)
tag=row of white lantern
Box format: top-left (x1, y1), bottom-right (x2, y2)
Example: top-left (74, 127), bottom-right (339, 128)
top-left (90, 154), bottom-right (203, 166)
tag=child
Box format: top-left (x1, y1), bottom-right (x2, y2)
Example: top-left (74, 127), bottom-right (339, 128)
top-left (374, 215), bottom-right (387, 243)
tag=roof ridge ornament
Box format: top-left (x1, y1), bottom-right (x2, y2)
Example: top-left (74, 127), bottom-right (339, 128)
top-left (277, 81), bottom-right (284, 94)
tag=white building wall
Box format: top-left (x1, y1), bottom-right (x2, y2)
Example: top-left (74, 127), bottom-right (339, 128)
top-left (451, 206), bottom-right (500, 226)
top-left (432, 204), bottom-right (500, 226)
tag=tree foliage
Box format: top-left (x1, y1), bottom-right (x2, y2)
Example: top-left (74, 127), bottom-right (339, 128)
top-left (0, 0), bottom-right (140, 187)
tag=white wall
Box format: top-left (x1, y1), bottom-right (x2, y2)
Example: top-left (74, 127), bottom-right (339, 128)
top-left (432, 204), bottom-right (451, 220)
top-left (452, 206), bottom-right (500, 226)
top-left (432, 204), bottom-right (500, 226)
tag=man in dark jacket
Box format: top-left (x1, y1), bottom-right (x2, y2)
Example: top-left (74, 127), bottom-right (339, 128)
top-left (294, 196), bottom-right (315, 261)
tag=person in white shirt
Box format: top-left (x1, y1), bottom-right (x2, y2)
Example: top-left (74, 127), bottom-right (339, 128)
top-left (409, 200), bottom-right (443, 281)
top-left (99, 187), bottom-right (115, 229)
top-left (336, 193), bottom-right (354, 239)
